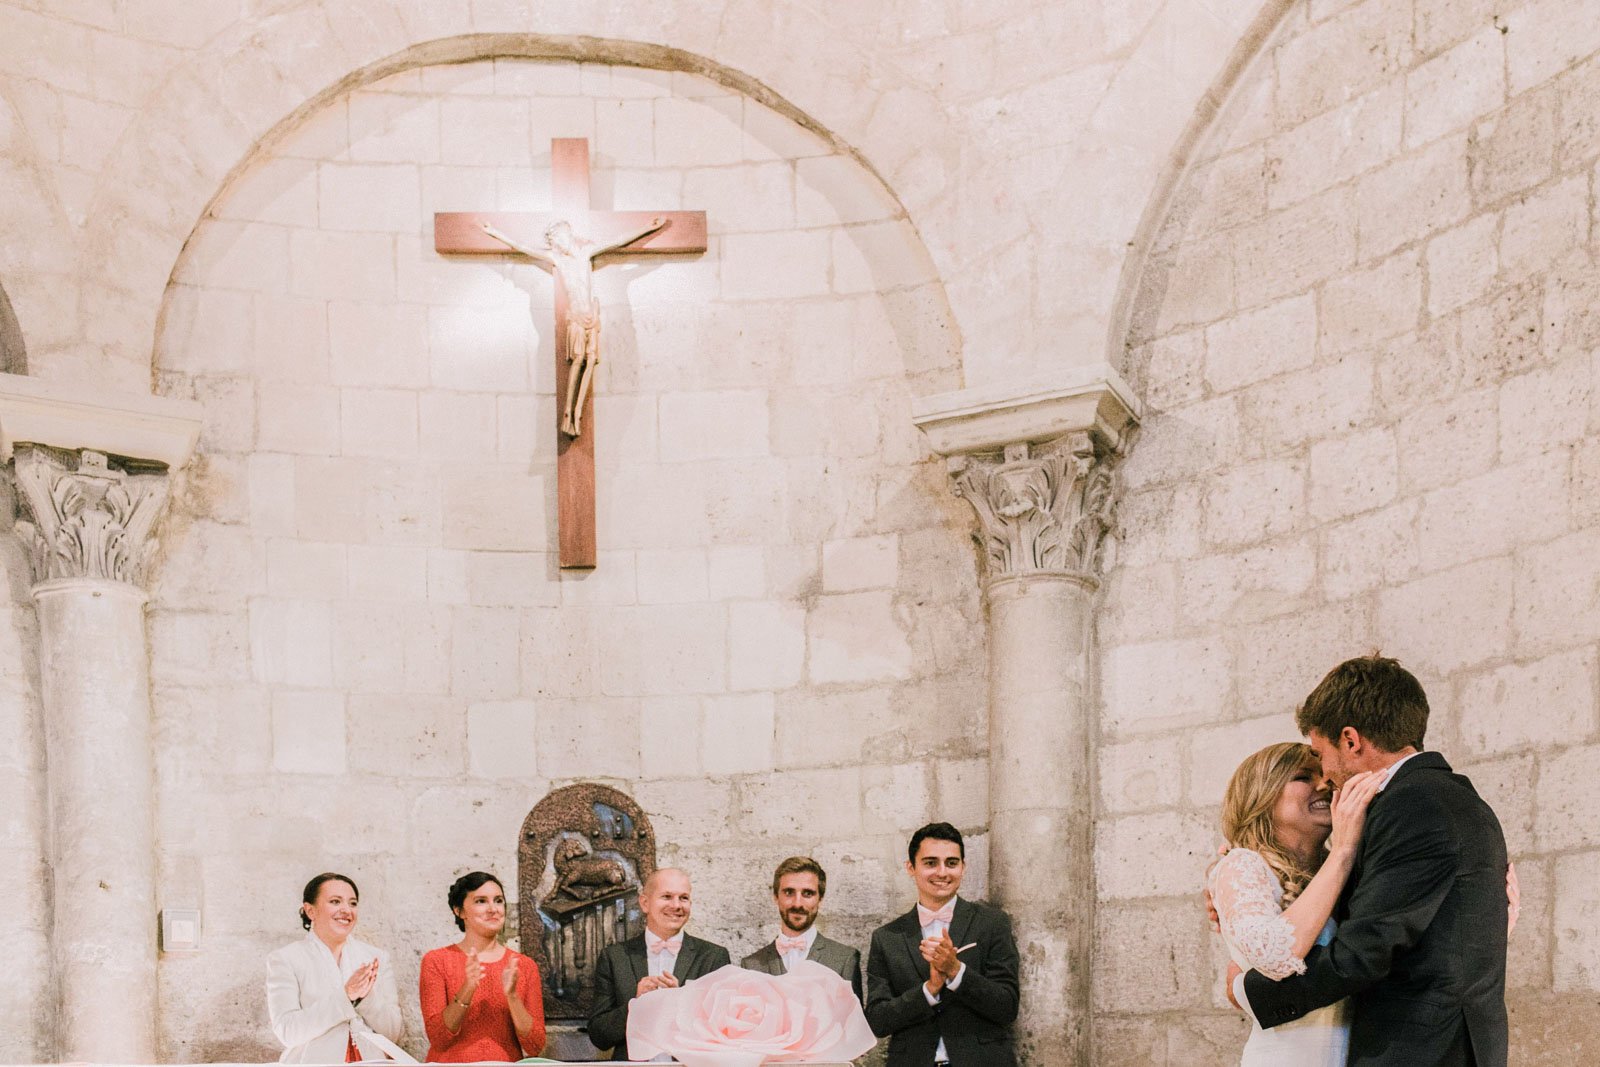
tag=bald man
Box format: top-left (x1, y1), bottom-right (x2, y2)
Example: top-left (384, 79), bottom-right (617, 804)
top-left (587, 868), bottom-right (731, 1060)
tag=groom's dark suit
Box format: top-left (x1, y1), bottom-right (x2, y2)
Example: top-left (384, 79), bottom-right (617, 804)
top-left (742, 932), bottom-right (864, 1002)
top-left (587, 932), bottom-right (731, 1060)
top-left (865, 898), bottom-right (1020, 1067)
top-left (1243, 752), bottom-right (1509, 1066)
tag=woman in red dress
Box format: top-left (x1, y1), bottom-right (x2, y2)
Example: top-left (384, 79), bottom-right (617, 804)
top-left (419, 872), bottom-right (546, 1062)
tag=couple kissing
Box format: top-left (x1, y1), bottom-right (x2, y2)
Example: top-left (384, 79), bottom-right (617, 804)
top-left (1209, 655), bottom-right (1516, 1067)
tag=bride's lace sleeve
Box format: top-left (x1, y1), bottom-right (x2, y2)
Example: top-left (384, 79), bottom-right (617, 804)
top-left (1212, 848), bottom-right (1306, 980)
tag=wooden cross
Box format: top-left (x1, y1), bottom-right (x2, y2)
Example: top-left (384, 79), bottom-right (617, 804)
top-left (434, 138), bottom-right (707, 569)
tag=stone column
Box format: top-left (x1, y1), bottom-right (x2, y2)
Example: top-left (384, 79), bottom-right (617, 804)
top-left (0, 375), bottom-right (201, 1062)
top-left (913, 371), bottom-right (1139, 1066)
top-left (15, 447), bottom-right (170, 1061)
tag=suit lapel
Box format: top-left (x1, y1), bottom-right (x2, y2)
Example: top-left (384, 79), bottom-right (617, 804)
top-left (1337, 756), bottom-right (1445, 917)
top-left (673, 936), bottom-right (700, 983)
top-left (948, 898), bottom-right (976, 954)
top-left (898, 907), bottom-right (927, 975)
top-left (755, 942), bottom-right (784, 976)
top-left (625, 935), bottom-right (650, 989)
top-left (804, 935), bottom-right (829, 969)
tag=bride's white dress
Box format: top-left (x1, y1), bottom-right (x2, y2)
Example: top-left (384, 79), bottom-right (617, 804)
top-left (1210, 848), bottom-right (1351, 1067)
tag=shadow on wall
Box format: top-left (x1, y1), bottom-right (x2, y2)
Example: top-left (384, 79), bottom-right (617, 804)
top-left (0, 283), bottom-right (25, 375)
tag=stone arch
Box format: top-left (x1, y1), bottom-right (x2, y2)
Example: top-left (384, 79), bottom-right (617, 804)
top-left (1106, 0), bottom-right (1297, 370)
top-left (0, 285), bottom-right (24, 376)
top-left (69, 1), bottom-right (957, 389)
top-left (0, 90), bottom-right (72, 379)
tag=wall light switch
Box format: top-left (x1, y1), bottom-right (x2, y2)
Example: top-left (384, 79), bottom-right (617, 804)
top-left (161, 908), bottom-right (201, 954)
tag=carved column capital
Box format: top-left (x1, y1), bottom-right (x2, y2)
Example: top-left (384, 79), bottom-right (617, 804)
top-left (949, 431), bottom-right (1122, 585)
top-left (911, 368), bottom-right (1139, 587)
top-left (13, 445), bottom-right (172, 588)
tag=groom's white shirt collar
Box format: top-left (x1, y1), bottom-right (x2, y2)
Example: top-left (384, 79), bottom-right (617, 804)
top-left (1376, 750), bottom-right (1422, 791)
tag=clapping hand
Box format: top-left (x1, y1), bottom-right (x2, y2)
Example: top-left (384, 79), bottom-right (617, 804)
top-left (344, 959), bottom-right (378, 1002)
top-left (920, 930), bottom-right (961, 992)
top-left (502, 961), bottom-right (519, 997)
top-left (460, 948), bottom-right (483, 1002)
top-left (635, 972), bottom-right (680, 997)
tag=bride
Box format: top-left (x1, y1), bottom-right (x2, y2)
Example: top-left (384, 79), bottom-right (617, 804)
top-left (1210, 742), bottom-right (1381, 1066)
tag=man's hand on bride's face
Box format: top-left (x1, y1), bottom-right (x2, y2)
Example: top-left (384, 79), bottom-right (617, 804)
top-left (1328, 770), bottom-right (1383, 854)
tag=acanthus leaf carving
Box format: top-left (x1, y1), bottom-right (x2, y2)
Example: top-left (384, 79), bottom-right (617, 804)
top-left (949, 431), bottom-right (1119, 582)
top-left (13, 445), bottom-right (171, 587)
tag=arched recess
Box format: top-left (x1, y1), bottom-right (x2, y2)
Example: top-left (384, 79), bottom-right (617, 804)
top-left (146, 47), bottom-right (976, 1062)
top-left (147, 37), bottom-right (959, 399)
top-left (66, 0), bottom-right (958, 389)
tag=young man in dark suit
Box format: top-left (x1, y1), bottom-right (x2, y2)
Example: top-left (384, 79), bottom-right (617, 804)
top-left (1235, 656), bottom-right (1510, 1067)
top-left (865, 823), bottom-right (1020, 1067)
top-left (741, 856), bottom-right (863, 1001)
top-left (587, 867), bottom-right (731, 1061)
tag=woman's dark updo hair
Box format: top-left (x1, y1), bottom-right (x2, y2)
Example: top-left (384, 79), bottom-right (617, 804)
top-left (301, 872), bottom-right (358, 930)
top-left (448, 871), bottom-right (504, 932)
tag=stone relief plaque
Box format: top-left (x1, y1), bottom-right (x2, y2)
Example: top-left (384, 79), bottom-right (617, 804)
top-left (518, 783), bottom-right (656, 1019)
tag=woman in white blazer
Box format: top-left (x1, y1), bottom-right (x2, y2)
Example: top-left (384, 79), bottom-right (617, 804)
top-left (266, 872), bottom-right (410, 1063)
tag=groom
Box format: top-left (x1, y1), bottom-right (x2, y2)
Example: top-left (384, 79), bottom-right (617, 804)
top-left (1233, 656), bottom-right (1509, 1066)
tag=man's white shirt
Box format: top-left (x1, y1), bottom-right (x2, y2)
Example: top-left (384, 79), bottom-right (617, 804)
top-left (1376, 750), bottom-right (1421, 791)
top-left (920, 900), bottom-right (966, 1064)
top-left (1231, 751), bottom-right (1423, 1018)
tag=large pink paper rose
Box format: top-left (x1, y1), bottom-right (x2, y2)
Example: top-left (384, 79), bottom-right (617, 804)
top-left (625, 961), bottom-right (876, 1067)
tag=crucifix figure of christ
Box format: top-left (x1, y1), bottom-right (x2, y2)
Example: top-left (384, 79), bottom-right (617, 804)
top-left (434, 138), bottom-right (707, 569)
top-left (479, 215), bottom-right (666, 439)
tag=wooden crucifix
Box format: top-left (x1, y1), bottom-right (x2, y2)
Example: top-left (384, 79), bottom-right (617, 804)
top-left (434, 138), bottom-right (707, 569)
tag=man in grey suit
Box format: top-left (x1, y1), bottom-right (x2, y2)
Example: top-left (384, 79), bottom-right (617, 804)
top-left (587, 868), bottom-right (731, 1061)
top-left (740, 856), bottom-right (864, 1001)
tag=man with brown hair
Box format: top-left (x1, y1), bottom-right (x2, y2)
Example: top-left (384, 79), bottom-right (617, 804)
top-left (741, 856), bottom-right (863, 1001)
top-left (866, 823), bottom-right (1019, 1067)
top-left (1234, 655), bottom-right (1510, 1067)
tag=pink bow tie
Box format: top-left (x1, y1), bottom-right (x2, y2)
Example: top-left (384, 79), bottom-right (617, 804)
top-left (648, 935), bottom-right (683, 957)
top-left (776, 936), bottom-right (809, 954)
top-left (918, 903), bottom-right (955, 928)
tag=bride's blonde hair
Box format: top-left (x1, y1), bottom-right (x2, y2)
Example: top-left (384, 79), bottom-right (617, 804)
top-left (1220, 742), bottom-right (1324, 905)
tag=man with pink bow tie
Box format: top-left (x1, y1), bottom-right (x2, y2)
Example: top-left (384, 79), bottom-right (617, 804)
top-left (740, 857), bottom-right (864, 1001)
top-left (587, 867), bottom-right (731, 1061)
top-left (865, 823), bottom-right (1020, 1067)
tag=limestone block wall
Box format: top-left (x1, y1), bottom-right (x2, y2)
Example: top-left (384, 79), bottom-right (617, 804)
top-left (143, 58), bottom-right (982, 1061)
top-left (1097, 0), bottom-right (1600, 1061)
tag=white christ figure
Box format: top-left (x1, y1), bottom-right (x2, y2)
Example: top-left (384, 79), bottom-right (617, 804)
top-left (481, 217), bottom-right (668, 438)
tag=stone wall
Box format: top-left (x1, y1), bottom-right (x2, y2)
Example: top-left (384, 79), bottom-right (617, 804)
top-left (143, 57), bottom-right (982, 1060)
top-left (1099, 0), bottom-right (1600, 1061)
top-left (0, 0), bottom-right (1268, 393)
